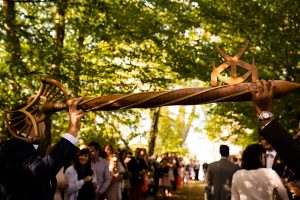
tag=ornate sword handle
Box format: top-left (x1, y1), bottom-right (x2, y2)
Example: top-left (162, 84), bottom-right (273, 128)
top-left (4, 76), bottom-right (70, 143)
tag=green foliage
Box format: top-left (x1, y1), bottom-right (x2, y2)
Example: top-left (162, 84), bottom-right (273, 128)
top-left (197, 0), bottom-right (300, 142)
top-left (204, 102), bottom-right (260, 147)
top-left (155, 106), bottom-right (189, 155)
top-left (0, 0), bottom-right (299, 150)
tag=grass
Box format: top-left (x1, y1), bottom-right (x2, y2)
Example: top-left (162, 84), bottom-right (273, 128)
top-left (156, 180), bottom-right (205, 200)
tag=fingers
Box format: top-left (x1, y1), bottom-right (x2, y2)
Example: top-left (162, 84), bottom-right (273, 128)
top-left (289, 185), bottom-right (300, 197)
top-left (84, 175), bottom-right (92, 182)
top-left (261, 79), bottom-right (271, 94)
top-left (72, 109), bottom-right (84, 119)
top-left (250, 80), bottom-right (262, 100)
top-left (250, 80), bottom-right (258, 96)
top-left (68, 98), bottom-right (84, 120)
top-left (256, 80), bottom-right (263, 93)
top-left (251, 79), bottom-right (275, 116)
top-left (269, 80), bottom-right (275, 95)
top-left (67, 97), bottom-right (83, 111)
top-left (67, 97), bottom-right (84, 137)
top-left (258, 79), bottom-right (269, 94)
top-left (252, 79), bottom-right (275, 95)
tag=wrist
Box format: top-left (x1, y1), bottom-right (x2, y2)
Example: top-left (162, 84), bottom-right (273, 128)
top-left (68, 127), bottom-right (79, 137)
top-left (257, 111), bottom-right (275, 129)
top-left (258, 111), bottom-right (274, 122)
top-left (260, 118), bottom-right (275, 129)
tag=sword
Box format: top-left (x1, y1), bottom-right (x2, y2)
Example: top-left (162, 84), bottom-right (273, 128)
top-left (4, 43), bottom-right (300, 142)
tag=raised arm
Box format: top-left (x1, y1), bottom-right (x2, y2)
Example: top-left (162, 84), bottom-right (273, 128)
top-left (251, 80), bottom-right (300, 177)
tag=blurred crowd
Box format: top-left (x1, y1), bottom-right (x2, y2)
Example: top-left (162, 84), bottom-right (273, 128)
top-left (54, 143), bottom-right (208, 200)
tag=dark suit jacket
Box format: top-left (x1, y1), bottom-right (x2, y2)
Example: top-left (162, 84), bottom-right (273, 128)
top-left (205, 158), bottom-right (239, 200)
top-left (127, 157), bottom-right (140, 187)
top-left (261, 120), bottom-right (300, 178)
top-left (271, 154), bottom-right (286, 177)
top-left (0, 137), bottom-right (78, 200)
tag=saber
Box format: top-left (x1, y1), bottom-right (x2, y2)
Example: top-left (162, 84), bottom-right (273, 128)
top-left (40, 78), bottom-right (299, 112)
top-left (4, 43), bottom-right (300, 142)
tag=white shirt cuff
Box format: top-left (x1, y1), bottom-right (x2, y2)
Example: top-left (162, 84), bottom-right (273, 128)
top-left (62, 133), bottom-right (79, 145)
top-left (261, 119), bottom-right (275, 130)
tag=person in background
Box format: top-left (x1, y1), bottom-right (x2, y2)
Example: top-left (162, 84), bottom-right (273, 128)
top-left (106, 154), bottom-right (125, 200)
top-left (104, 144), bottom-right (114, 161)
top-left (158, 152), bottom-right (172, 198)
top-left (147, 155), bottom-right (160, 199)
top-left (202, 162), bottom-right (209, 179)
top-left (132, 148), bottom-right (149, 200)
top-left (170, 152), bottom-right (180, 190)
top-left (231, 144), bottom-right (289, 200)
top-left (283, 121), bottom-right (300, 199)
top-left (64, 148), bottom-right (97, 200)
top-left (205, 145), bottom-right (239, 200)
top-left (88, 141), bottom-right (112, 200)
top-left (183, 160), bottom-right (191, 185)
top-left (193, 159), bottom-right (200, 181)
top-left (0, 98), bottom-right (83, 200)
top-left (120, 150), bottom-right (132, 200)
top-left (260, 137), bottom-right (286, 177)
top-left (127, 149), bottom-right (141, 200)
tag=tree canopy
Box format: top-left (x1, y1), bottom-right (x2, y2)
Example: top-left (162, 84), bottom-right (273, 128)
top-left (0, 0), bottom-right (299, 153)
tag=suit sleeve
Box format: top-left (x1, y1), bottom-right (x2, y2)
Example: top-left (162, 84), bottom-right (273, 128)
top-left (98, 161), bottom-right (112, 194)
top-left (261, 120), bottom-right (300, 177)
top-left (205, 165), bottom-right (212, 199)
top-left (24, 138), bottom-right (78, 179)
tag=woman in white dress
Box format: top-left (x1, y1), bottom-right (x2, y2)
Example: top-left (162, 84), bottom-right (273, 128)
top-left (231, 144), bottom-right (289, 200)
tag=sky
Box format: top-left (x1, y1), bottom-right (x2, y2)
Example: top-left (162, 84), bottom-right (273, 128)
top-left (186, 130), bottom-right (242, 164)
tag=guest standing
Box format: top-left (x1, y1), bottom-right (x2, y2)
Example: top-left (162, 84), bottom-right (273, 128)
top-left (231, 144), bottom-right (289, 200)
top-left (205, 145), bottom-right (239, 200)
top-left (106, 154), bottom-right (125, 200)
top-left (64, 148), bottom-right (97, 200)
top-left (88, 141), bottom-right (112, 200)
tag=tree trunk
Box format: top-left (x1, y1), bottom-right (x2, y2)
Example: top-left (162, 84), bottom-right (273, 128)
top-left (41, 0), bottom-right (67, 150)
top-left (52, 0), bottom-right (67, 72)
top-left (180, 105), bottom-right (196, 146)
top-left (3, 0), bottom-right (23, 73)
top-left (74, 33), bottom-right (84, 97)
top-left (148, 107), bottom-right (160, 156)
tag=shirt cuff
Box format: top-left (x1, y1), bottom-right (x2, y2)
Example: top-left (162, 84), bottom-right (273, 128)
top-left (62, 133), bottom-right (79, 145)
top-left (261, 118), bottom-right (275, 130)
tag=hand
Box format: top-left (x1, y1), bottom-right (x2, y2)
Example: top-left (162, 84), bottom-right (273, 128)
top-left (67, 97), bottom-right (84, 137)
top-left (287, 182), bottom-right (300, 198)
top-left (250, 80), bottom-right (275, 115)
top-left (84, 175), bottom-right (92, 183)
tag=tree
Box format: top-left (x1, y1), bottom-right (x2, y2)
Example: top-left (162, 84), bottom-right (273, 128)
top-left (148, 107), bottom-right (160, 156)
top-left (154, 105), bottom-right (197, 155)
top-left (0, 0), bottom-right (298, 149)
top-left (194, 0), bottom-right (300, 142)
